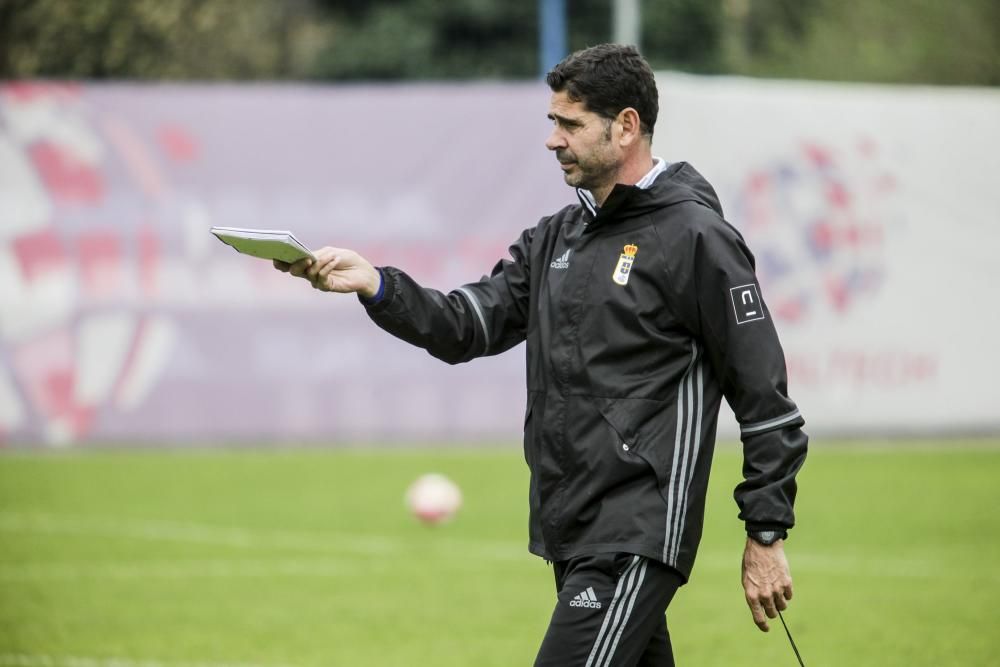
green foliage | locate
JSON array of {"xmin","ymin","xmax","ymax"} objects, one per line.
[
  {"xmin": 1, "ymin": 443, "xmax": 999, "ymax": 665},
  {"xmin": 643, "ymin": 0, "xmax": 725, "ymax": 72},
  {"xmin": 728, "ymin": 0, "xmax": 1000, "ymax": 86},
  {"xmin": 309, "ymin": 0, "xmax": 537, "ymax": 79},
  {"xmin": 0, "ymin": 0, "xmax": 997, "ymax": 84},
  {"xmin": 0, "ymin": 0, "xmax": 317, "ymax": 79}
]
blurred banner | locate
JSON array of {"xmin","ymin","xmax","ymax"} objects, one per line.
[
  {"xmin": 654, "ymin": 74, "xmax": 1000, "ymax": 436},
  {"xmin": 1, "ymin": 77, "xmax": 998, "ymax": 446}
]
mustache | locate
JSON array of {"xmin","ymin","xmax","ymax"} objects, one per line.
[{"xmin": 555, "ymin": 150, "xmax": 576, "ymax": 163}]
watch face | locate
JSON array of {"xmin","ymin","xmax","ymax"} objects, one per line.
[{"xmin": 752, "ymin": 531, "xmax": 781, "ymax": 545}]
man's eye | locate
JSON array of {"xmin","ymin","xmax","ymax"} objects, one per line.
[{"xmin": 550, "ymin": 117, "xmax": 578, "ymax": 130}]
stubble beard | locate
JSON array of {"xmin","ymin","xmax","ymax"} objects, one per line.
[
  {"xmin": 564, "ymin": 161, "xmax": 616, "ymax": 191},
  {"xmin": 558, "ymin": 131, "xmax": 618, "ymax": 192}
]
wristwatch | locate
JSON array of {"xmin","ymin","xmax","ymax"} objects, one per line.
[{"xmin": 748, "ymin": 529, "xmax": 787, "ymax": 546}]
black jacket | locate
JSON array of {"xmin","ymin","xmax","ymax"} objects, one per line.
[{"xmin": 364, "ymin": 162, "xmax": 807, "ymax": 579}]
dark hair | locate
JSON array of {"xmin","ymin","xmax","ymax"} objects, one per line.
[{"xmin": 546, "ymin": 44, "xmax": 659, "ymax": 138}]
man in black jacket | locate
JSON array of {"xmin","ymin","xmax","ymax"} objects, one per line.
[{"xmin": 277, "ymin": 44, "xmax": 807, "ymax": 666}]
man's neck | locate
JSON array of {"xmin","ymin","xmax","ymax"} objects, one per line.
[
  {"xmin": 591, "ymin": 153, "xmax": 655, "ymax": 206},
  {"xmin": 590, "ymin": 152, "xmax": 656, "ymax": 207}
]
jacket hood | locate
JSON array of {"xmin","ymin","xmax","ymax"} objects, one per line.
[{"xmin": 578, "ymin": 161, "xmax": 724, "ymax": 227}]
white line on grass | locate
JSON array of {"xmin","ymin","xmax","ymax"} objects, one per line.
[
  {"xmin": 2, "ymin": 513, "xmax": 993, "ymax": 581},
  {"xmin": 0, "ymin": 654, "xmax": 295, "ymax": 667},
  {"xmin": 0, "ymin": 511, "xmax": 528, "ymax": 562},
  {"xmin": 0, "ymin": 558, "xmax": 351, "ymax": 582},
  {"xmin": 0, "ymin": 512, "xmax": 392, "ymax": 554}
]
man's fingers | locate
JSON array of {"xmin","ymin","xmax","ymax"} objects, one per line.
[
  {"xmin": 275, "ymin": 245, "xmax": 366, "ymax": 294},
  {"xmin": 741, "ymin": 539, "xmax": 792, "ymax": 633},
  {"xmin": 310, "ymin": 256, "xmax": 342, "ymax": 291},
  {"xmin": 761, "ymin": 596, "xmax": 778, "ymax": 619},
  {"xmin": 306, "ymin": 248, "xmax": 338, "ymax": 279},
  {"xmin": 318, "ymin": 255, "xmax": 342, "ymax": 278},
  {"xmin": 747, "ymin": 598, "xmax": 769, "ymax": 632},
  {"xmin": 288, "ymin": 258, "xmax": 314, "ymax": 278}
]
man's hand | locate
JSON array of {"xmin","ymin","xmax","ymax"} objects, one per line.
[
  {"xmin": 741, "ymin": 537, "xmax": 793, "ymax": 632},
  {"xmin": 273, "ymin": 247, "xmax": 380, "ymax": 298}
]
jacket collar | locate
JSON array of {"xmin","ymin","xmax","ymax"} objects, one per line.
[{"xmin": 576, "ymin": 157, "xmax": 670, "ymax": 222}]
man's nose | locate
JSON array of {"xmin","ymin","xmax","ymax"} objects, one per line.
[{"xmin": 545, "ymin": 129, "xmax": 565, "ymax": 151}]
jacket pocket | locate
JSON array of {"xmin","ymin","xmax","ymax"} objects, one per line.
[{"xmin": 594, "ymin": 397, "xmax": 674, "ymax": 507}]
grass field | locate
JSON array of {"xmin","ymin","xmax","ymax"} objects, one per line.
[{"xmin": 1, "ymin": 441, "xmax": 998, "ymax": 666}]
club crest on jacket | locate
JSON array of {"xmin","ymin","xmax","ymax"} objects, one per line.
[{"xmin": 612, "ymin": 244, "xmax": 638, "ymax": 286}]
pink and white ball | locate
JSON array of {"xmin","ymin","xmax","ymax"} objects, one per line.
[{"xmin": 406, "ymin": 473, "xmax": 463, "ymax": 525}]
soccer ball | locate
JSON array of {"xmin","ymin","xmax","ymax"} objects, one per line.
[{"xmin": 406, "ymin": 473, "xmax": 462, "ymax": 525}]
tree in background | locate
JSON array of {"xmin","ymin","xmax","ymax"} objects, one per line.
[
  {"xmin": 724, "ymin": 0, "xmax": 1000, "ymax": 86},
  {"xmin": 0, "ymin": 0, "xmax": 322, "ymax": 79},
  {"xmin": 308, "ymin": 0, "xmax": 537, "ymax": 79},
  {"xmin": 1, "ymin": 0, "xmax": 998, "ymax": 85},
  {"xmin": 643, "ymin": 0, "xmax": 724, "ymax": 73}
]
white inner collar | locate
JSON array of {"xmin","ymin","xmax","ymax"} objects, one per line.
[{"xmin": 578, "ymin": 157, "xmax": 669, "ymax": 214}]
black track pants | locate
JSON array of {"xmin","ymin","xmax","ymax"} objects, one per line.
[{"xmin": 534, "ymin": 553, "xmax": 684, "ymax": 667}]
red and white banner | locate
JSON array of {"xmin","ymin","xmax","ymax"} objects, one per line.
[{"xmin": 0, "ymin": 77, "xmax": 997, "ymax": 445}]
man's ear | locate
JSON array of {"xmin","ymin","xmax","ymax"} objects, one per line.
[{"xmin": 616, "ymin": 107, "xmax": 643, "ymax": 147}]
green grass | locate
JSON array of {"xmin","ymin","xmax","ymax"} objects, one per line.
[{"xmin": 1, "ymin": 441, "xmax": 998, "ymax": 666}]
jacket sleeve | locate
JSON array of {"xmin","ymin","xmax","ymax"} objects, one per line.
[
  {"xmin": 361, "ymin": 226, "xmax": 534, "ymax": 365},
  {"xmin": 669, "ymin": 204, "xmax": 808, "ymax": 534}
]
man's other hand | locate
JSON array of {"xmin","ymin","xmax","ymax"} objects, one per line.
[
  {"xmin": 741, "ymin": 538, "xmax": 793, "ymax": 632},
  {"xmin": 273, "ymin": 247, "xmax": 380, "ymax": 298}
]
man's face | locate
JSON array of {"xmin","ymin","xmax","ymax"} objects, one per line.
[{"xmin": 545, "ymin": 90, "xmax": 620, "ymax": 192}]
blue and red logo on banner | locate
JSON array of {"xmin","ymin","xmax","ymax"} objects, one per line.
[{"xmin": 731, "ymin": 140, "xmax": 899, "ymax": 325}]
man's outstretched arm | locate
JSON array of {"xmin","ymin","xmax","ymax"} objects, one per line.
[{"xmin": 273, "ymin": 228, "xmax": 535, "ymax": 365}]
